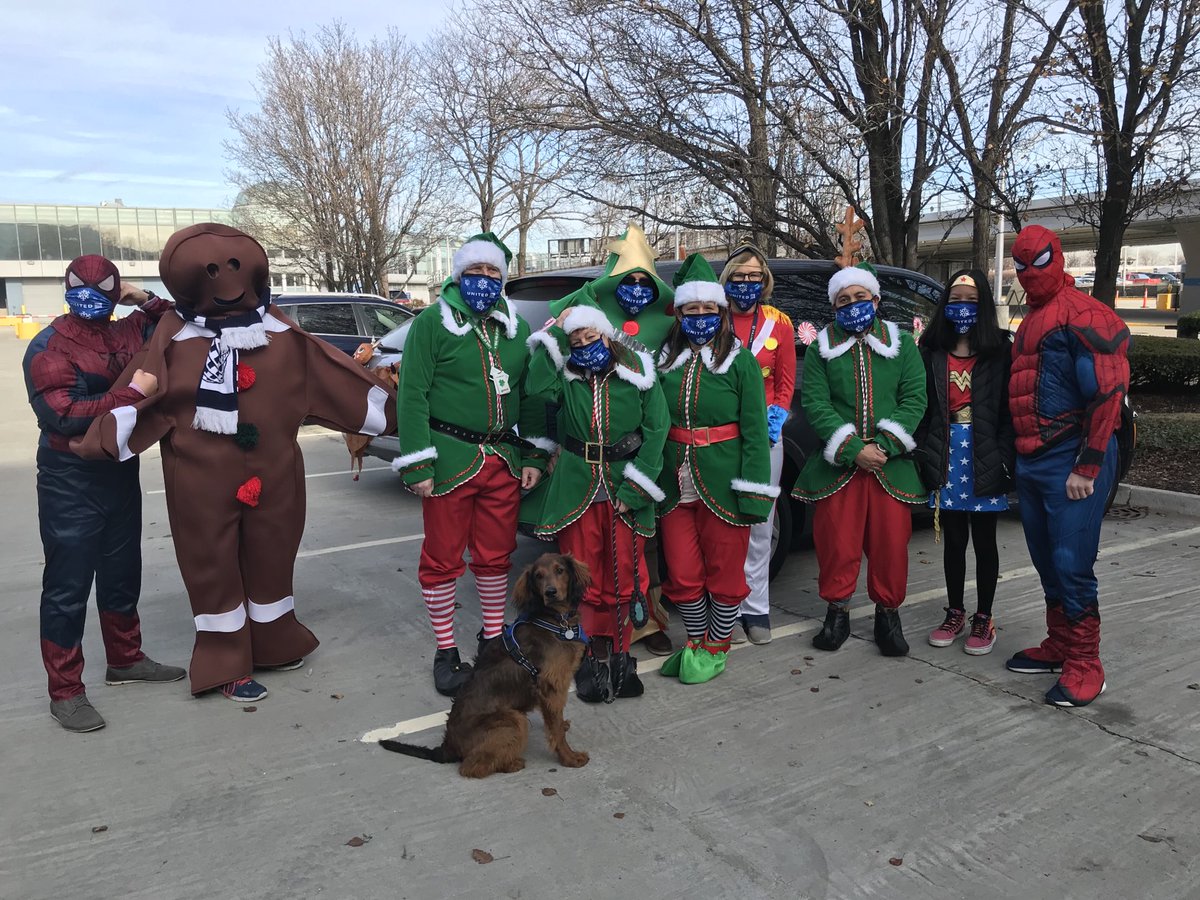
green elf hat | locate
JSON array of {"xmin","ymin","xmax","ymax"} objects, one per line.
[
  {"xmin": 827, "ymin": 260, "xmax": 880, "ymax": 304},
  {"xmin": 671, "ymin": 252, "xmax": 727, "ymax": 309},
  {"xmin": 452, "ymin": 232, "xmax": 513, "ymax": 286}
]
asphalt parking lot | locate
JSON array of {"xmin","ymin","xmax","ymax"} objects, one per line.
[{"xmin": 2, "ymin": 332, "xmax": 1199, "ymax": 900}]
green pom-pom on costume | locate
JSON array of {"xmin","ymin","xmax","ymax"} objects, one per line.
[{"xmin": 234, "ymin": 423, "xmax": 260, "ymax": 450}]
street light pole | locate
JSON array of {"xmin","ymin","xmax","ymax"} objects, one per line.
[{"xmin": 995, "ymin": 213, "xmax": 1005, "ymax": 303}]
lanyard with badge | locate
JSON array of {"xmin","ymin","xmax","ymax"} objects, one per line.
[{"xmin": 470, "ymin": 317, "xmax": 509, "ymax": 424}]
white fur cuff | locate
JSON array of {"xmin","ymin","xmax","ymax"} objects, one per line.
[
  {"xmin": 823, "ymin": 422, "xmax": 857, "ymax": 465},
  {"xmin": 876, "ymin": 417, "xmax": 916, "ymax": 452},
  {"xmin": 391, "ymin": 446, "xmax": 438, "ymax": 472},
  {"xmin": 526, "ymin": 436, "xmax": 559, "ymax": 456},
  {"xmin": 623, "ymin": 462, "xmax": 667, "ymax": 502},
  {"xmin": 527, "ymin": 329, "xmax": 565, "ymax": 371},
  {"xmin": 731, "ymin": 478, "xmax": 781, "ymax": 498}
]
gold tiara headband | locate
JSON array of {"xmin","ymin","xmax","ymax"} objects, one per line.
[{"xmin": 952, "ymin": 274, "xmax": 977, "ymax": 288}]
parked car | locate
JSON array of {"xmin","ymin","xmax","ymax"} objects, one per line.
[
  {"xmin": 361, "ymin": 259, "xmax": 941, "ymax": 579},
  {"xmin": 1074, "ymin": 272, "xmax": 1095, "ymax": 287},
  {"xmin": 271, "ymin": 292, "xmax": 414, "ymax": 354}
]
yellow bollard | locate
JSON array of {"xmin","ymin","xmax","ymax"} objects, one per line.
[{"xmin": 16, "ymin": 318, "xmax": 43, "ymax": 340}]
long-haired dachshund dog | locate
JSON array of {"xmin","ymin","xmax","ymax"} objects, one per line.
[{"xmin": 380, "ymin": 553, "xmax": 592, "ymax": 778}]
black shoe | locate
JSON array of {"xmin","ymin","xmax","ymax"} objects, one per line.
[
  {"xmin": 433, "ymin": 648, "xmax": 473, "ymax": 697},
  {"xmin": 812, "ymin": 606, "xmax": 851, "ymax": 651},
  {"xmin": 614, "ymin": 654, "xmax": 644, "ymax": 698},
  {"xmin": 475, "ymin": 628, "xmax": 499, "ymax": 663},
  {"xmin": 874, "ymin": 606, "xmax": 909, "ymax": 657}
]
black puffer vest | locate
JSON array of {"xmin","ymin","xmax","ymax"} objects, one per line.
[{"xmin": 915, "ymin": 343, "xmax": 1016, "ymax": 498}]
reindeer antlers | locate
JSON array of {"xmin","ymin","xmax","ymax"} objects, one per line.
[{"xmin": 834, "ymin": 206, "xmax": 866, "ymax": 269}]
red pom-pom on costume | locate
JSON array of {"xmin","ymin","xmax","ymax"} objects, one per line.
[
  {"xmin": 622, "ymin": 320, "xmax": 640, "ymax": 336},
  {"xmin": 237, "ymin": 364, "xmax": 256, "ymax": 390},
  {"xmin": 235, "ymin": 476, "xmax": 262, "ymax": 507}
]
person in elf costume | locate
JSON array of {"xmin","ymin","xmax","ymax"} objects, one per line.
[
  {"xmin": 655, "ymin": 253, "xmax": 776, "ymax": 684},
  {"xmin": 793, "ymin": 262, "xmax": 927, "ymax": 657},
  {"xmin": 524, "ymin": 305, "xmax": 668, "ymax": 702},
  {"xmin": 718, "ymin": 245, "xmax": 796, "ymax": 645},
  {"xmin": 393, "ymin": 233, "xmax": 554, "ymax": 696},
  {"xmin": 546, "ymin": 223, "xmax": 677, "ymax": 657},
  {"xmin": 74, "ymin": 224, "xmax": 396, "ymax": 703},
  {"xmin": 1005, "ymin": 225, "xmax": 1129, "ymax": 708},
  {"xmin": 24, "ymin": 255, "xmax": 186, "ymax": 732}
]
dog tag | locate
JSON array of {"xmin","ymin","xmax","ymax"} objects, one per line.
[
  {"xmin": 563, "ymin": 628, "xmax": 575, "ymax": 641},
  {"xmin": 490, "ymin": 366, "xmax": 511, "ymax": 395}
]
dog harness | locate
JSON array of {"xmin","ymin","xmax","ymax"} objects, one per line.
[{"xmin": 501, "ymin": 613, "xmax": 590, "ymax": 681}]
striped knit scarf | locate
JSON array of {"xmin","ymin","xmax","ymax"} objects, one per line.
[{"xmin": 176, "ymin": 305, "xmax": 269, "ymax": 434}]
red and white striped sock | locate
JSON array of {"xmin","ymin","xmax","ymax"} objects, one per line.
[
  {"xmin": 422, "ymin": 582, "xmax": 457, "ymax": 649},
  {"xmin": 475, "ymin": 573, "xmax": 509, "ymax": 639}
]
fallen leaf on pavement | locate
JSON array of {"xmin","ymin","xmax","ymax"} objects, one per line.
[
  {"xmin": 914, "ymin": 679, "xmax": 924, "ymax": 684},
  {"xmin": 864, "ymin": 801, "xmax": 874, "ymax": 807},
  {"xmin": 472, "ymin": 849, "xmax": 494, "ymax": 864},
  {"xmin": 810, "ymin": 687, "xmax": 820, "ymax": 693},
  {"xmin": 1187, "ymin": 683, "xmax": 1199, "ymax": 691},
  {"xmin": 889, "ymin": 857, "xmax": 903, "ymax": 866},
  {"xmin": 92, "ymin": 825, "xmax": 108, "ymax": 834},
  {"xmin": 790, "ymin": 668, "xmax": 804, "ymax": 675},
  {"xmin": 243, "ymin": 706, "xmax": 257, "ymax": 713},
  {"xmin": 331, "ymin": 693, "xmax": 344, "ymax": 700},
  {"xmin": 541, "ymin": 788, "xmax": 558, "ymax": 797},
  {"xmin": 613, "ymin": 813, "xmax": 625, "ymax": 819},
  {"xmin": 346, "ymin": 834, "xmax": 372, "ymax": 847}
]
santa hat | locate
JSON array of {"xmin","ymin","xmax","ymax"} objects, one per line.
[
  {"xmin": 827, "ymin": 261, "xmax": 880, "ymax": 304},
  {"xmin": 452, "ymin": 232, "xmax": 512, "ymax": 286},
  {"xmin": 562, "ymin": 304, "xmax": 615, "ymax": 338},
  {"xmin": 671, "ymin": 253, "xmax": 727, "ymax": 308}
]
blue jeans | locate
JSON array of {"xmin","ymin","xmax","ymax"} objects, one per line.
[{"xmin": 1016, "ymin": 438, "xmax": 1117, "ymax": 621}]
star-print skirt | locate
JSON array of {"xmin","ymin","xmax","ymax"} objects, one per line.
[{"xmin": 928, "ymin": 423, "xmax": 1009, "ymax": 513}]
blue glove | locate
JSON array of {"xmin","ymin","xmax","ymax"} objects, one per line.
[{"xmin": 766, "ymin": 404, "xmax": 788, "ymax": 445}]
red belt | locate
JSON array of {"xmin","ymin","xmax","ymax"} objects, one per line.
[{"xmin": 667, "ymin": 423, "xmax": 740, "ymax": 447}]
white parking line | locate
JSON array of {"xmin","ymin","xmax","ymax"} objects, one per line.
[
  {"xmin": 357, "ymin": 522, "xmax": 1200, "ymax": 744},
  {"xmin": 145, "ymin": 466, "xmax": 391, "ymax": 495},
  {"xmin": 296, "ymin": 533, "xmax": 424, "ymax": 559}
]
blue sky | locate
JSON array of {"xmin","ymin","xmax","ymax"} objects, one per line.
[{"xmin": 0, "ymin": 0, "xmax": 450, "ymax": 209}]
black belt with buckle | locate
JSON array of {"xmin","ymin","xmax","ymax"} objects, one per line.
[
  {"xmin": 563, "ymin": 431, "xmax": 643, "ymax": 465},
  {"xmin": 429, "ymin": 417, "xmax": 533, "ymax": 450}
]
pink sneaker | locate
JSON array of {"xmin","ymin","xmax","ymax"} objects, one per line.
[
  {"xmin": 964, "ymin": 613, "xmax": 996, "ymax": 656},
  {"xmin": 928, "ymin": 607, "xmax": 966, "ymax": 647}
]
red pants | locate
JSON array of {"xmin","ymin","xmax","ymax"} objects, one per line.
[
  {"xmin": 812, "ymin": 470, "xmax": 912, "ymax": 608},
  {"xmin": 557, "ymin": 502, "xmax": 650, "ymax": 645},
  {"xmin": 660, "ymin": 501, "xmax": 750, "ymax": 607},
  {"xmin": 418, "ymin": 454, "xmax": 519, "ymax": 587}
]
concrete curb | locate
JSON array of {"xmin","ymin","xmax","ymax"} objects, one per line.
[{"xmin": 1113, "ymin": 482, "xmax": 1200, "ymax": 518}]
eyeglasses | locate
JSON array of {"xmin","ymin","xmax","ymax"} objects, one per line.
[{"xmin": 728, "ymin": 271, "xmax": 765, "ymax": 283}]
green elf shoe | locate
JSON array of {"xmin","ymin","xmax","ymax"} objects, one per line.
[
  {"xmin": 679, "ymin": 638, "xmax": 731, "ymax": 685},
  {"xmin": 660, "ymin": 640, "xmax": 701, "ymax": 678}
]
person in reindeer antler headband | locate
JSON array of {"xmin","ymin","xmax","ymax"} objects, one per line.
[
  {"xmin": 792, "ymin": 259, "xmax": 928, "ymax": 659},
  {"xmin": 24, "ymin": 255, "xmax": 186, "ymax": 733}
]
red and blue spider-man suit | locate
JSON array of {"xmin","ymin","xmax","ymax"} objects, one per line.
[
  {"xmin": 22, "ymin": 256, "xmax": 178, "ymax": 707},
  {"xmin": 1006, "ymin": 225, "xmax": 1130, "ymax": 708}
]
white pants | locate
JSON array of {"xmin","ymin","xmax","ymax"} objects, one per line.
[{"xmin": 741, "ymin": 440, "xmax": 784, "ymax": 618}]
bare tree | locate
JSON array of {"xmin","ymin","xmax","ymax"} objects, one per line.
[
  {"xmin": 226, "ymin": 23, "xmax": 443, "ymax": 295},
  {"xmin": 1041, "ymin": 0, "xmax": 1200, "ymax": 305}
]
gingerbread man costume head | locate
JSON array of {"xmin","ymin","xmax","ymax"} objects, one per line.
[{"xmin": 159, "ymin": 223, "xmax": 270, "ymax": 317}]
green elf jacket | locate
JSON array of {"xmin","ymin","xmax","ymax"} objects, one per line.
[
  {"xmin": 393, "ymin": 280, "xmax": 552, "ymax": 495},
  {"xmin": 792, "ymin": 318, "xmax": 927, "ymax": 503},
  {"xmin": 655, "ymin": 340, "xmax": 777, "ymax": 525},
  {"xmin": 523, "ymin": 326, "xmax": 669, "ymax": 538}
]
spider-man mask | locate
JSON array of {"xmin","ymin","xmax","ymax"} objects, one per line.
[
  {"xmin": 160, "ymin": 223, "xmax": 270, "ymax": 318},
  {"xmin": 1012, "ymin": 225, "xmax": 1067, "ymax": 307},
  {"xmin": 64, "ymin": 255, "xmax": 121, "ymax": 319}
]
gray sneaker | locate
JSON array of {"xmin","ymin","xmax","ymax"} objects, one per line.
[
  {"xmin": 747, "ymin": 624, "xmax": 772, "ymax": 645},
  {"xmin": 105, "ymin": 656, "xmax": 187, "ymax": 685},
  {"xmin": 50, "ymin": 695, "xmax": 106, "ymax": 733}
]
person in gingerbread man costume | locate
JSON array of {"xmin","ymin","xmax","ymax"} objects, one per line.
[
  {"xmin": 24, "ymin": 255, "xmax": 186, "ymax": 732},
  {"xmin": 75, "ymin": 223, "xmax": 395, "ymax": 703},
  {"xmin": 1005, "ymin": 224, "xmax": 1130, "ymax": 708}
]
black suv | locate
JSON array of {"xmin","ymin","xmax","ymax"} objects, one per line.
[{"xmin": 505, "ymin": 259, "xmax": 943, "ymax": 577}]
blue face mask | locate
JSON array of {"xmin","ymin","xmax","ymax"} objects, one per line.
[
  {"xmin": 724, "ymin": 280, "xmax": 764, "ymax": 312},
  {"xmin": 568, "ymin": 338, "xmax": 612, "ymax": 372},
  {"xmin": 680, "ymin": 312, "xmax": 722, "ymax": 346},
  {"xmin": 615, "ymin": 281, "xmax": 656, "ymax": 316},
  {"xmin": 65, "ymin": 286, "xmax": 115, "ymax": 320},
  {"xmin": 835, "ymin": 299, "xmax": 876, "ymax": 334},
  {"xmin": 459, "ymin": 274, "xmax": 503, "ymax": 313},
  {"xmin": 943, "ymin": 302, "xmax": 978, "ymax": 334}
]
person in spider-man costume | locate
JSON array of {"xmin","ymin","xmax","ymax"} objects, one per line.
[
  {"xmin": 22, "ymin": 255, "xmax": 186, "ymax": 733},
  {"xmin": 1005, "ymin": 225, "xmax": 1130, "ymax": 707}
]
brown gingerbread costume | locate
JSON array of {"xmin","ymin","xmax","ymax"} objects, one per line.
[{"xmin": 75, "ymin": 224, "xmax": 395, "ymax": 695}]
